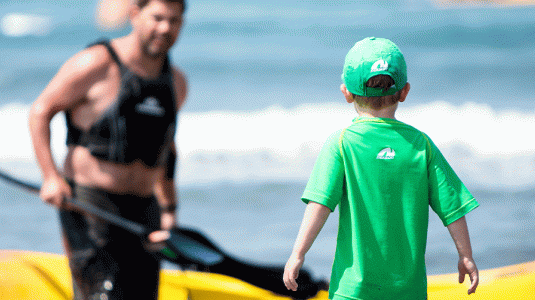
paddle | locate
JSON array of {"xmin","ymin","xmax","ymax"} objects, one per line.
[
  {"xmin": 0, "ymin": 169, "xmax": 223, "ymax": 267},
  {"xmin": 0, "ymin": 169, "xmax": 327, "ymax": 299}
]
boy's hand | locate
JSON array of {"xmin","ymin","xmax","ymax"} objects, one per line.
[
  {"xmin": 283, "ymin": 202, "xmax": 331, "ymax": 292},
  {"xmin": 283, "ymin": 254, "xmax": 304, "ymax": 291},
  {"xmin": 446, "ymin": 217, "xmax": 478, "ymax": 294},
  {"xmin": 458, "ymin": 256, "xmax": 479, "ymax": 294}
]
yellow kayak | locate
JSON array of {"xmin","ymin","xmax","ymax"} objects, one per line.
[{"xmin": 1, "ymin": 250, "xmax": 534, "ymax": 300}]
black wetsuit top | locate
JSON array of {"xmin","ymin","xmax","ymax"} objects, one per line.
[{"xmin": 66, "ymin": 40, "xmax": 177, "ymax": 167}]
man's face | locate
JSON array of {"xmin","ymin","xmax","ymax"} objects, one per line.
[{"xmin": 134, "ymin": 0, "xmax": 183, "ymax": 58}]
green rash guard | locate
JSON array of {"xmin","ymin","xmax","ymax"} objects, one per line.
[{"xmin": 302, "ymin": 116, "xmax": 479, "ymax": 300}]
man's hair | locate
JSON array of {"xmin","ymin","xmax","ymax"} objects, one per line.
[
  {"xmin": 352, "ymin": 75, "xmax": 401, "ymax": 110},
  {"xmin": 136, "ymin": 0, "xmax": 187, "ymax": 12}
]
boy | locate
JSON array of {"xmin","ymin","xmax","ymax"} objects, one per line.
[{"xmin": 283, "ymin": 37, "xmax": 479, "ymax": 300}]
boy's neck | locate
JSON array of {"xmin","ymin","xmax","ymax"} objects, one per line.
[{"xmin": 355, "ymin": 103, "xmax": 398, "ymax": 120}]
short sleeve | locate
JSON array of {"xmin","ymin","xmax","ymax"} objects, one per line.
[
  {"xmin": 301, "ymin": 129, "xmax": 346, "ymax": 211},
  {"xmin": 426, "ymin": 135, "xmax": 479, "ymax": 226}
]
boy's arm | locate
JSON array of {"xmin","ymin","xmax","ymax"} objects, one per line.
[
  {"xmin": 283, "ymin": 201, "xmax": 331, "ymax": 291},
  {"xmin": 447, "ymin": 216, "xmax": 479, "ymax": 295}
]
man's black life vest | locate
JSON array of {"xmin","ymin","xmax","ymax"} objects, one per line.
[{"xmin": 65, "ymin": 39, "xmax": 177, "ymax": 167}]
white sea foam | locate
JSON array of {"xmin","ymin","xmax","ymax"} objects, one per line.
[
  {"xmin": 0, "ymin": 102, "xmax": 533, "ymax": 191},
  {"xmin": 1, "ymin": 14, "xmax": 53, "ymax": 37}
]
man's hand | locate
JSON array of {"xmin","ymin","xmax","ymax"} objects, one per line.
[
  {"xmin": 146, "ymin": 230, "xmax": 171, "ymax": 253},
  {"xmin": 144, "ymin": 211, "xmax": 176, "ymax": 252},
  {"xmin": 40, "ymin": 176, "xmax": 72, "ymax": 209}
]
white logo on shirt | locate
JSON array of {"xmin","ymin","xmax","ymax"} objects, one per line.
[
  {"xmin": 371, "ymin": 60, "xmax": 388, "ymax": 72},
  {"xmin": 135, "ymin": 97, "xmax": 165, "ymax": 117},
  {"xmin": 377, "ymin": 148, "xmax": 395, "ymax": 160}
]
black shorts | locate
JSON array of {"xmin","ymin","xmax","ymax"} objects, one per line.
[{"xmin": 59, "ymin": 182, "xmax": 162, "ymax": 300}]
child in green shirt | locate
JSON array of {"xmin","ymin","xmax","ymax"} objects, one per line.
[{"xmin": 283, "ymin": 37, "xmax": 479, "ymax": 300}]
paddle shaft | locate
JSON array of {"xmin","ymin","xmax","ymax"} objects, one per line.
[
  {"xmin": 0, "ymin": 169, "xmax": 225, "ymax": 266},
  {"xmin": 0, "ymin": 169, "xmax": 40, "ymax": 193},
  {"xmin": 68, "ymin": 197, "xmax": 147, "ymax": 236},
  {"xmin": 0, "ymin": 169, "xmax": 147, "ymax": 235}
]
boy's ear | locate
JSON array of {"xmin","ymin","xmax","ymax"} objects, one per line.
[
  {"xmin": 340, "ymin": 84, "xmax": 354, "ymax": 103},
  {"xmin": 398, "ymin": 82, "xmax": 411, "ymax": 103}
]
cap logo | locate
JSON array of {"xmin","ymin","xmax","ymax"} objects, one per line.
[{"xmin": 371, "ymin": 60, "xmax": 388, "ymax": 72}]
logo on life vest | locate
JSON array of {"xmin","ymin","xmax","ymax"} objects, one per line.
[
  {"xmin": 377, "ymin": 148, "xmax": 395, "ymax": 160},
  {"xmin": 371, "ymin": 60, "xmax": 388, "ymax": 72},
  {"xmin": 136, "ymin": 97, "xmax": 165, "ymax": 117}
]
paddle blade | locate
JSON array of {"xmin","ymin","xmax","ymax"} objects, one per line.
[{"xmin": 162, "ymin": 229, "xmax": 224, "ymax": 266}]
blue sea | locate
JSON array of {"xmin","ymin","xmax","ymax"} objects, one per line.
[{"xmin": 0, "ymin": 0, "xmax": 534, "ymax": 283}]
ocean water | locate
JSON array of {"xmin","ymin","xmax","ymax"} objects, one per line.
[{"xmin": 1, "ymin": 0, "xmax": 534, "ymax": 282}]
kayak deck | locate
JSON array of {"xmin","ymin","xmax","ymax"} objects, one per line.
[
  {"xmin": 0, "ymin": 250, "xmax": 324, "ymax": 300},
  {"xmin": 1, "ymin": 250, "xmax": 534, "ymax": 299}
]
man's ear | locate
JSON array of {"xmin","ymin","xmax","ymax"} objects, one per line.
[
  {"xmin": 340, "ymin": 84, "xmax": 354, "ymax": 103},
  {"xmin": 398, "ymin": 82, "xmax": 411, "ymax": 103}
]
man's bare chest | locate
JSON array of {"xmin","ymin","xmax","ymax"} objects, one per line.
[{"xmin": 72, "ymin": 70, "xmax": 121, "ymax": 130}]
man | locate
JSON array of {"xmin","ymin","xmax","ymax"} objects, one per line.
[{"xmin": 28, "ymin": 0, "xmax": 187, "ymax": 299}]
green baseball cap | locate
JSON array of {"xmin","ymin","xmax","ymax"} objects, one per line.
[{"xmin": 341, "ymin": 37, "xmax": 407, "ymax": 97}]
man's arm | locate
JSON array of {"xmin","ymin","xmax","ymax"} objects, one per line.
[
  {"xmin": 28, "ymin": 47, "xmax": 109, "ymax": 207},
  {"xmin": 152, "ymin": 67, "xmax": 187, "ymax": 230},
  {"xmin": 284, "ymin": 201, "xmax": 331, "ymax": 291},
  {"xmin": 447, "ymin": 216, "xmax": 479, "ymax": 295},
  {"xmin": 153, "ymin": 143, "xmax": 178, "ymax": 230},
  {"xmin": 172, "ymin": 67, "xmax": 188, "ymax": 111}
]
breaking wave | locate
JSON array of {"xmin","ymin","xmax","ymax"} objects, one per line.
[{"xmin": 1, "ymin": 102, "xmax": 533, "ymax": 191}]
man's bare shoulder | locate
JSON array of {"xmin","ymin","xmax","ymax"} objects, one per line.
[
  {"xmin": 171, "ymin": 66, "xmax": 188, "ymax": 110},
  {"xmin": 60, "ymin": 44, "xmax": 115, "ymax": 80},
  {"xmin": 31, "ymin": 44, "xmax": 117, "ymax": 113}
]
